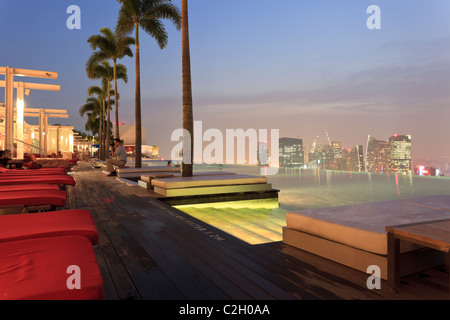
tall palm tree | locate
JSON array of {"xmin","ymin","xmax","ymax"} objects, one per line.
[
  {"xmin": 116, "ymin": 0, "xmax": 181, "ymax": 168},
  {"xmin": 87, "ymin": 61, "xmax": 128, "ymax": 157},
  {"xmin": 87, "ymin": 83, "xmax": 116, "ymax": 159},
  {"xmin": 182, "ymin": 0, "xmax": 193, "ymax": 177},
  {"xmin": 81, "ymin": 83, "xmax": 116, "ymax": 160},
  {"xmin": 80, "ymin": 96, "xmax": 102, "ymax": 138},
  {"xmin": 87, "ymin": 27, "xmax": 134, "ymax": 140}
]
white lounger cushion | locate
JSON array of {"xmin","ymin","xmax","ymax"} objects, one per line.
[
  {"xmin": 152, "ymin": 174, "xmax": 267, "ymax": 189},
  {"xmin": 116, "ymin": 166, "xmax": 181, "ymax": 174},
  {"xmin": 286, "ymin": 212, "xmax": 387, "ymax": 255},
  {"xmin": 285, "ymin": 196, "xmax": 450, "ymax": 255}
]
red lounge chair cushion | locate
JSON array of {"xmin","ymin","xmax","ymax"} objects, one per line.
[
  {"xmin": 0, "ymin": 210, "xmax": 99, "ymax": 245},
  {"xmin": 0, "ymin": 175, "xmax": 76, "ymax": 186},
  {"xmin": 0, "ymin": 236, "xmax": 104, "ymax": 300},
  {"xmin": 0, "ymin": 184, "xmax": 60, "ymax": 192},
  {"xmin": 0, "ymin": 190, "xmax": 67, "ymax": 207},
  {"xmin": 0, "ymin": 166, "xmax": 66, "ymax": 172},
  {"xmin": 0, "ymin": 170, "xmax": 68, "ymax": 176}
]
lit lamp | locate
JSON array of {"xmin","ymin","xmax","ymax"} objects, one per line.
[
  {"xmin": 69, "ymin": 134, "xmax": 74, "ymax": 152},
  {"xmin": 16, "ymin": 82, "xmax": 25, "ymax": 159}
]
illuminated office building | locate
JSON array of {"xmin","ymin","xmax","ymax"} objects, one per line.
[
  {"xmin": 348, "ymin": 145, "xmax": 364, "ymax": 172},
  {"xmin": 330, "ymin": 141, "xmax": 344, "ymax": 170},
  {"xmin": 366, "ymin": 136, "xmax": 390, "ymax": 173},
  {"xmin": 279, "ymin": 137, "xmax": 304, "ymax": 167},
  {"xmin": 389, "ymin": 134, "xmax": 412, "ymax": 174}
]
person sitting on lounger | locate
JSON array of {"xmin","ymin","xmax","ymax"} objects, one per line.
[
  {"xmin": 106, "ymin": 139, "xmax": 127, "ymax": 176},
  {"xmin": 22, "ymin": 154, "xmax": 42, "ymax": 169},
  {"xmin": 0, "ymin": 150, "xmax": 13, "ymax": 168}
]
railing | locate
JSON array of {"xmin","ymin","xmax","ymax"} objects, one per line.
[{"xmin": 0, "ymin": 132, "xmax": 40, "ymax": 154}]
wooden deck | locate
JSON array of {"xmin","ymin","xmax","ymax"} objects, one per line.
[{"xmin": 65, "ymin": 162, "xmax": 450, "ymax": 300}]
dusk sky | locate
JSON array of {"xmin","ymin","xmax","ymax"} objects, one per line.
[{"xmin": 1, "ymin": 0, "xmax": 450, "ymax": 161}]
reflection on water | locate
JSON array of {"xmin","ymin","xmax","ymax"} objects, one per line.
[
  {"xmin": 176, "ymin": 165, "xmax": 450, "ymax": 245},
  {"xmin": 175, "ymin": 198, "xmax": 285, "ymax": 245},
  {"xmin": 269, "ymin": 168, "xmax": 448, "ymax": 211}
]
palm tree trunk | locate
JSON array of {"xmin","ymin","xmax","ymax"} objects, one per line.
[
  {"xmin": 106, "ymin": 81, "xmax": 111, "ymax": 159},
  {"xmin": 182, "ymin": 0, "xmax": 194, "ymax": 177},
  {"xmin": 113, "ymin": 59, "xmax": 120, "ymax": 140},
  {"xmin": 101, "ymin": 99, "xmax": 105, "ymax": 160},
  {"xmin": 98, "ymin": 124, "xmax": 102, "ymax": 160},
  {"xmin": 135, "ymin": 21, "xmax": 142, "ymax": 168}
]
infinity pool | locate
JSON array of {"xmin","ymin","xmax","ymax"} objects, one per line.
[{"xmin": 175, "ymin": 166, "xmax": 450, "ymax": 244}]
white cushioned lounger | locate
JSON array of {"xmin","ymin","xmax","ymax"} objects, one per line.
[
  {"xmin": 152, "ymin": 174, "xmax": 272, "ymax": 197},
  {"xmin": 139, "ymin": 171, "xmax": 235, "ymax": 185},
  {"xmin": 283, "ymin": 195, "xmax": 450, "ymax": 279},
  {"xmin": 116, "ymin": 166, "xmax": 181, "ymax": 178},
  {"xmin": 152, "ymin": 174, "xmax": 266, "ymax": 189}
]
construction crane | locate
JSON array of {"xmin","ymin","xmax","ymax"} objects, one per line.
[
  {"xmin": 309, "ymin": 135, "xmax": 319, "ymax": 154},
  {"xmin": 325, "ymin": 132, "xmax": 332, "ymax": 146}
]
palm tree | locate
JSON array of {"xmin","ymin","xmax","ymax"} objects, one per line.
[
  {"xmin": 87, "ymin": 27, "xmax": 134, "ymax": 140},
  {"xmin": 182, "ymin": 0, "xmax": 193, "ymax": 177},
  {"xmin": 80, "ymin": 96, "xmax": 102, "ymax": 138},
  {"xmin": 86, "ymin": 61, "xmax": 128, "ymax": 157},
  {"xmin": 80, "ymin": 83, "xmax": 116, "ymax": 160},
  {"xmin": 88, "ymin": 83, "xmax": 116, "ymax": 159},
  {"xmin": 116, "ymin": 0, "xmax": 181, "ymax": 168}
]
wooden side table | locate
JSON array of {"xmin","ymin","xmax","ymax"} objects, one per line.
[{"xmin": 386, "ymin": 219, "xmax": 450, "ymax": 296}]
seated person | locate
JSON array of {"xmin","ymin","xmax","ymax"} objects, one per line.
[
  {"xmin": 22, "ymin": 154, "xmax": 42, "ymax": 169},
  {"xmin": 106, "ymin": 139, "xmax": 127, "ymax": 176},
  {"xmin": 0, "ymin": 149, "xmax": 12, "ymax": 168}
]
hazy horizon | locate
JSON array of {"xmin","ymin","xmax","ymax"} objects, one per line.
[{"xmin": 1, "ymin": 0, "xmax": 450, "ymax": 161}]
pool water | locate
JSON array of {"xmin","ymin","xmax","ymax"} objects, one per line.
[{"xmin": 175, "ymin": 166, "xmax": 450, "ymax": 245}]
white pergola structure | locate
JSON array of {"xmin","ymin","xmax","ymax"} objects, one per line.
[
  {"xmin": 24, "ymin": 109, "xmax": 70, "ymax": 156},
  {"xmin": 0, "ymin": 67, "xmax": 60, "ymax": 158},
  {"xmin": 73, "ymin": 133, "xmax": 93, "ymax": 158}
]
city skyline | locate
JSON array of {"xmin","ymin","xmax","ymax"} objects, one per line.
[
  {"xmin": 280, "ymin": 132, "xmax": 413, "ymax": 173},
  {"xmin": 1, "ymin": 1, "xmax": 450, "ymax": 161}
]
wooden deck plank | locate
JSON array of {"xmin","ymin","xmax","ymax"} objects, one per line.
[
  {"xmin": 105, "ymin": 195, "xmax": 232, "ymax": 300},
  {"xmin": 99, "ymin": 193, "xmax": 207, "ymax": 300},
  {"xmin": 81, "ymin": 172, "xmax": 175, "ymax": 300},
  {"xmin": 99, "ymin": 179, "xmax": 255, "ymax": 300},
  {"xmin": 115, "ymin": 193, "xmax": 301, "ymax": 300},
  {"xmin": 66, "ymin": 162, "xmax": 449, "ymax": 300},
  {"xmin": 72, "ymin": 173, "xmax": 145, "ymax": 300}
]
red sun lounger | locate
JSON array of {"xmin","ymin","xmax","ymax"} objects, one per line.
[
  {"xmin": 0, "ymin": 184, "xmax": 60, "ymax": 192},
  {"xmin": 0, "ymin": 210, "xmax": 99, "ymax": 245},
  {"xmin": 0, "ymin": 168, "xmax": 68, "ymax": 176},
  {"xmin": 0, "ymin": 190, "xmax": 67, "ymax": 208},
  {"xmin": 0, "ymin": 166, "xmax": 67, "ymax": 172},
  {"xmin": 0, "ymin": 172, "xmax": 69, "ymax": 179},
  {"xmin": 0, "ymin": 175, "xmax": 76, "ymax": 186},
  {"xmin": 0, "ymin": 236, "xmax": 104, "ymax": 300}
]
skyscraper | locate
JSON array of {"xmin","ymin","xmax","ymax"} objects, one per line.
[
  {"xmin": 348, "ymin": 145, "xmax": 364, "ymax": 172},
  {"xmin": 366, "ymin": 136, "xmax": 391, "ymax": 173},
  {"xmin": 389, "ymin": 134, "xmax": 412, "ymax": 174},
  {"xmin": 279, "ymin": 137, "xmax": 304, "ymax": 167},
  {"xmin": 330, "ymin": 141, "xmax": 344, "ymax": 170}
]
